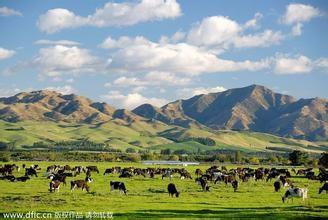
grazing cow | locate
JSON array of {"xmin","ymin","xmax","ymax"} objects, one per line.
[
  {"xmin": 0, "ymin": 164, "xmax": 19, "ymax": 175},
  {"xmin": 119, "ymin": 171, "xmax": 133, "ymax": 178},
  {"xmin": 14, "ymin": 176, "xmax": 30, "ymax": 182},
  {"xmin": 232, "ymin": 180, "xmax": 238, "ymax": 192},
  {"xmin": 110, "ymin": 181, "xmax": 127, "ymax": 195},
  {"xmin": 104, "ymin": 168, "xmax": 114, "ymax": 175},
  {"xmin": 282, "ymin": 187, "xmax": 308, "ymax": 203},
  {"xmin": 49, "ymin": 180, "xmax": 61, "ymax": 192},
  {"xmin": 167, "ymin": 183, "xmax": 179, "ymax": 197},
  {"xmin": 70, "ymin": 177, "xmax": 92, "ymax": 192},
  {"xmin": 180, "ymin": 171, "xmax": 192, "ymax": 180},
  {"xmin": 319, "ymin": 183, "xmax": 328, "ymax": 194},
  {"xmin": 25, "ymin": 168, "xmax": 37, "ymax": 177},
  {"xmin": 195, "ymin": 178, "xmax": 210, "ymax": 191},
  {"xmin": 162, "ymin": 170, "xmax": 173, "ymax": 180},
  {"xmin": 224, "ymin": 175, "xmax": 235, "ymax": 185},
  {"xmin": 195, "ymin": 169, "xmax": 203, "ymax": 177},
  {"xmin": 274, "ymin": 181, "xmax": 281, "ymax": 192},
  {"xmin": 49, "ymin": 174, "xmax": 67, "ymax": 185},
  {"xmin": 86, "ymin": 166, "xmax": 99, "ymax": 174}
]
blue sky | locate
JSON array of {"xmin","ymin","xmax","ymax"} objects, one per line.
[{"xmin": 0, "ymin": 0, "xmax": 327, "ymax": 109}]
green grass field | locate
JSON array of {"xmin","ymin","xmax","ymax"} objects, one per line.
[{"xmin": 0, "ymin": 161, "xmax": 327, "ymax": 219}]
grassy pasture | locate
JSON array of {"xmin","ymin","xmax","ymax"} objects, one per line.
[{"xmin": 0, "ymin": 161, "xmax": 327, "ymax": 219}]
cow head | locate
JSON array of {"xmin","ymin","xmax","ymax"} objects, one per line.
[
  {"xmin": 86, "ymin": 177, "xmax": 93, "ymax": 183},
  {"xmin": 175, "ymin": 192, "xmax": 180, "ymax": 198}
]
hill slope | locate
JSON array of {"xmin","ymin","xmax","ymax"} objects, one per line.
[{"xmin": 133, "ymin": 85, "xmax": 328, "ymax": 140}]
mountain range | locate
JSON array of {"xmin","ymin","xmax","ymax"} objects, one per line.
[{"xmin": 0, "ymin": 84, "xmax": 327, "ymax": 141}]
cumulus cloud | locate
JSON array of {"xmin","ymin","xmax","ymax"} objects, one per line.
[
  {"xmin": 101, "ymin": 90, "xmax": 168, "ymax": 109},
  {"xmin": 274, "ymin": 55, "xmax": 312, "ymax": 74},
  {"xmin": 0, "ymin": 47, "xmax": 15, "ymax": 60},
  {"xmin": 233, "ymin": 30, "xmax": 284, "ymax": 48},
  {"xmin": 179, "ymin": 86, "xmax": 226, "ymax": 98},
  {"xmin": 281, "ymin": 3, "xmax": 321, "ymax": 25},
  {"xmin": 37, "ymin": 0, "xmax": 181, "ymax": 33},
  {"xmin": 44, "ymin": 85, "xmax": 77, "ymax": 95},
  {"xmin": 34, "ymin": 39, "xmax": 80, "ymax": 46},
  {"xmin": 187, "ymin": 16, "xmax": 241, "ymax": 49},
  {"xmin": 281, "ymin": 3, "xmax": 322, "ymax": 36},
  {"xmin": 0, "ymin": 7, "xmax": 22, "ymax": 17},
  {"xmin": 291, "ymin": 23, "xmax": 303, "ymax": 36},
  {"xmin": 31, "ymin": 45, "xmax": 102, "ymax": 77},
  {"xmin": 244, "ymin": 12, "xmax": 263, "ymax": 29},
  {"xmin": 111, "ymin": 72, "xmax": 192, "ymax": 88},
  {"xmin": 315, "ymin": 58, "xmax": 328, "ymax": 72},
  {"xmin": 186, "ymin": 15, "xmax": 283, "ymax": 52},
  {"xmin": 102, "ymin": 36, "xmax": 270, "ymax": 75}
]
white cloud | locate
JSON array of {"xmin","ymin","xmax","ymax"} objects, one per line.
[
  {"xmin": 186, "ymin": 15, "xmax": 283, "ymax": 52},
  {"xmin": 0, "ymin": 47, "xmax": 15, "ymax": 60},
  {"xmin": 244, "ymin": 12, "xmax": 263, "ymax": 29},
  {"xmin": 44, "ymin": 85, "xmax": 77, "ymax": 95},
  {"xmin": 113, "ymin": 76, "xmax": 145, "ymax": 86},
  {"xmin": 103, "ymin": 36, "xmax": 270, "ymax": 75},
  {"xmin": 281, "ymin": 3, "xmax": 321, "ymax": 25},
  {"xmin": 315, "ymin": 58, "xmax": 328, "ymax": 72},
  {"xmin": 145, "ymin": 71, "xmax": 191, "ymax": 85},
  {"xmin": 111, "ymin": 72, "xmax": 192, "ymax": 89},
  {"xmin": 187, "ymin": 16, "xmax": 241, "ymax": 49},
  {"xmin": 281, "ymin": 3, "xmax": 322, "ymax": 36},
  {"xmin": 37, "ymin": 0, "xmax": 181, "ymax": 34},
  {"xmin": 274, "ymin": 55, "xmax": 312, "ymax": 74},
  {"xmin": 0, "ymin": 7, "xmax": 22, "ymax": 17},
  {"xmin": 34, "ymin": 39, "xmax": 80, "ymax": 46},
  {"xmin": 179, "ymin": 86, "xmax": 226, "ymax": 98},
  {"xmin": 101, "ymin": 91, "xmax": 168, "ymax": 109},
  {"xmin": 233, "ymin": 30, "xmax": 284, "ymax": 48},
  {"xmin": 291, "ymin": 23, "xmax": 303, "ymax": 36},
  {"xmin": 31, "ymin": 45, "xmax": 102, "ymax": 77}
]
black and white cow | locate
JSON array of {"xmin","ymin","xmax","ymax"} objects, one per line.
[
  {"xmin": 110, "ymin": 181, "xmax": 127, "ymax": 195},
  {"xmin": 319, "ymin": 182, "xmax": 328, "ymax": 194},
  {"xmin": 195, "ymin": 178, "xmax": 210, "ymax": 191},
  {"xmin": 282, "ymin": 187, "xmax": 308, "ymax": 203}
]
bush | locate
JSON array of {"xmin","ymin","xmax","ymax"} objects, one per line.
[
  {"xmin": 289, "ymin": 150, "xmax": 308, "ymax": 165},
  {"xmin": 160, "ymin": 149, "xmax": 172, "ymax": 155},
  {"xmin": 169, "ymin": 155, "xmax": 180, "ymax": 161},
  {"xmin": 319, "ymin": 152, "xmax": 328, "ymax": 168},
  {"xmin": 249, "ymin": 157, "xmax": 260, "ymax": 165},
  {"xmin": 126, "ymin": 148, "xmax": 136, "ymax": 153},
  {"xmin": 0, "ymin": 152, "xmax": 11, "ymax": 162}
]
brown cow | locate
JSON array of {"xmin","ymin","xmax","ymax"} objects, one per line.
[{"xmin": 70, "ymin": 177, "xmax": 92, "ymax": 192}]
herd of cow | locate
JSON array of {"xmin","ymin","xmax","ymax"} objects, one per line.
[{"xmin": 0, "ymin": 163, "xmax": 327, "ymax": 203}]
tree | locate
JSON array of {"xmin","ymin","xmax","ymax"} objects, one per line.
[
  {"xmin": 234, "ymin": 151, "xmax": 242, "ymax": 163},
  {"xmin": 249, "ymin": 157, "xmax": 260, "ymax": 165},
  {"xmin": 169, "ymin": 155, "xmax": 179, "ymax": 161},
  {"xmin": 289, "ymin": 150, "xmax": 308, "ymax": 165},
  {"xmin": 126, "ymin": 148, "xmax": 136, "ymax": 153},
  {"xmin": 268, "ymin": 156, "xmax": 279, "ymax": 164},
  {"xmin": 160, "ymin": 148, "xmax": 172, "ymax": 155},
  {"xmin": 319, "ymin": 152, "xmax": 328, "ymax": 168}
]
